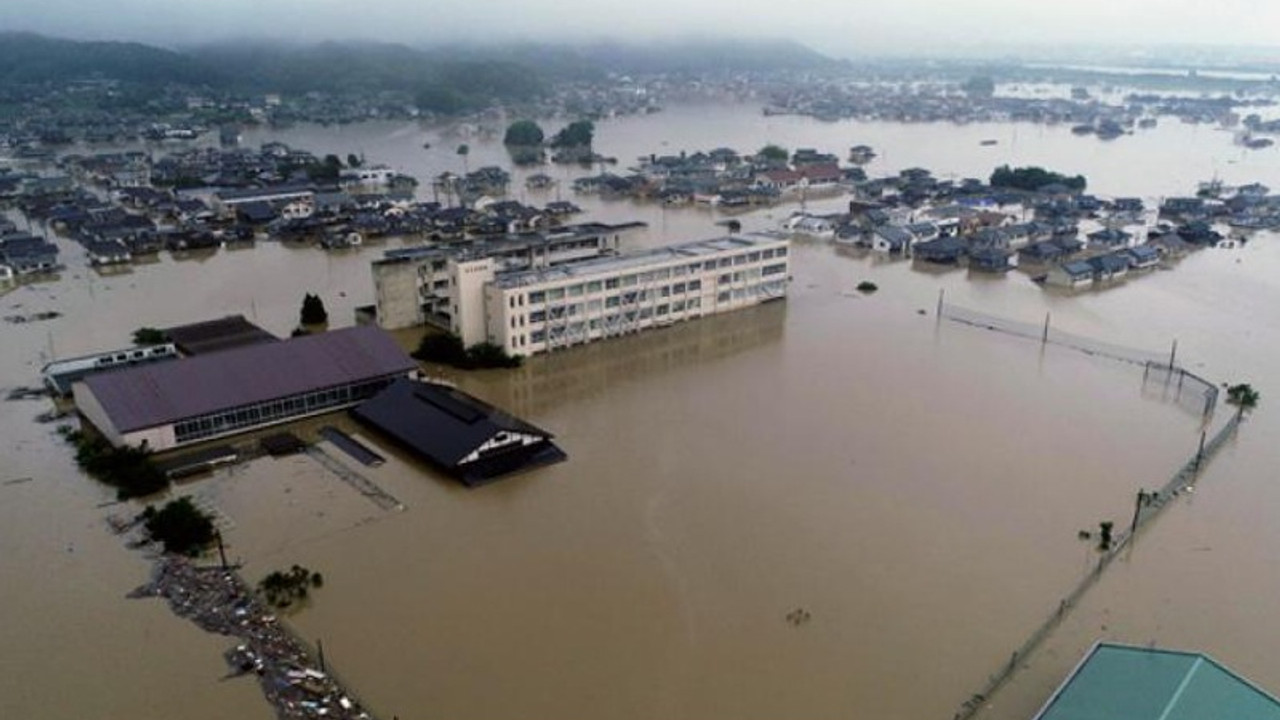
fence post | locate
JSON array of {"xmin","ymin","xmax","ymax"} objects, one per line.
[
  {"xmin": 1042, "ymin": 312, "xmax": 1051, "ymax": 345},
  {"xmin": 1168, "ymin": 339, "xmax": 1178, "ymax": 369},
  {"xmin": 936, "ymin": 288, "xmax": 945, "ymax": 319}
]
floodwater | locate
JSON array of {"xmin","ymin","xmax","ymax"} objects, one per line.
[{"xmin": 3, "ymin": 101, "xmax": 1280, "ymax": 720}]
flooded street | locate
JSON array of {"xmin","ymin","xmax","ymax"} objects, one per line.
[{"xmin": 3, "ymin": 102, "xmax": 1279, "ymax": 719}]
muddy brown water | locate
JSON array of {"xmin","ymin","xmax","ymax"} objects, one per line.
[{"xmin": 2, "ymin": 102, "xmax": 1279, "ymax": 719}]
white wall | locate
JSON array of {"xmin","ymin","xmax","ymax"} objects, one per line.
[{"xmin": 448, "ymin": 257, "xmax": 496, "ymax": 347}]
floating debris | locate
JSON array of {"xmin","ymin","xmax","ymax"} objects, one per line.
[
  {"xmin": 785, "ymin": 607, "xmax": 813, "ymax": 626},
  {"xmin": 133, "ymin": 556, "xmax": 376, "ymax": 719},
  {"xmin": 3, "ymin": 310, "xmax": 62, "ymax": 324}
]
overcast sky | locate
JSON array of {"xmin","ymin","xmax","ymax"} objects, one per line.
[{"xmin": 4, "ymin": 0, "xmax": 1280, "ymax": 58}]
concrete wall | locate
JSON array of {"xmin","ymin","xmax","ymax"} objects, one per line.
[
  {"xmin": 448, "ymin": 257, "xmax": 495, "ymax": 347},
  {"xmin": 72, "ymin": 382, "xmax": 124, "ymax": 447},
  {"xmin": 372, "ymin": 260, "xmax": 422, "ymax": 330}
]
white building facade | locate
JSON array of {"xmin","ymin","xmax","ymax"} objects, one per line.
[
  {"xmin": 483, "ymin": 234, "xmax": 790, "ymax": 356},
  {"xmin": 371, "ymin": 223, "xmax": 644, "ymax": 331}
]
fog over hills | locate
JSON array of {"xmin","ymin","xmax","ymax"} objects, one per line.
[{"xmin": 4, "ymin": 0, "xmax": 1280, "ymax": 60}]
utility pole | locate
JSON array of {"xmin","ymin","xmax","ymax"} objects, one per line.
[
  {"xmin": 1042, "ymin": 312, "xmax": 1051, "ymax": 345},
  {"xmin": 317, "ymin": 638, "xmax": 326, "ymax": 672},
  {"xmin": 1168, "ymin": 339, "xmax": 1178, "ymax": 369},
  {"xmin": 215, "ymin": 530, "xmax": 228, "ymax": 570},
  {"xmin": 1194, "ymin": 430, "xmax": 1207, "ymax": 471},
  {"xmin": 1130, "ymin": 490, "xmax": 1148, "ymax": 535}
]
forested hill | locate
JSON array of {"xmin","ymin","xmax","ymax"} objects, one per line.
[
  {"xmin": 0, "ymin": 32, "xmax": 217, "ymax": 86},
  {"xmin": 0, "ymin": 33, "xmax": 837, "ymax": 112}
]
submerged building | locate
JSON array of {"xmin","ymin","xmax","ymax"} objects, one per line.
[
  {"xmin": 372, "ymin": 228, "xmax": 790, "ymax": 357},
  {"xmin": 482, "ymin": 234, "xmax": 790, "ymax": 356},
  {"xmin": 73, "ymin": 326, "xmax": 418, "ymax": 451},
  {"xmin": 352, "ymin": 378, "xmax": 566, "ymax": 486},
  {"xmin": 372, "ymin": 222, "xmax": 646, "ymax": 331},
  {"xmin": 1033, "ymin": 642, "xmax": 1280, "ymax": 720}
]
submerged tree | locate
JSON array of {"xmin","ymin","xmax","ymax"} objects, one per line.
[
  {"xmin": 257, "ymin": 564, "xmax": 325, "ymax": 609},
  {"xmin": 132, "ymin": 327, "xmax": 167, "ymax": 345},
  {"xmin": 142, "ymin": 498, "xmax": 216, "ymax": 556},
  {"xmin": 503, "ymin": 119, "xmax": 545, "ymax": 147},
  {"xmin": 1226, "ymin": 383, "xmax": 1260, "ymax": 412},
  {"xmin": 551, "ymin": 120, "xmax": 595, "ymax": 149},
  {"xmin": 757, "ymin": 144, "xmax": 789, "ymax": 163}
]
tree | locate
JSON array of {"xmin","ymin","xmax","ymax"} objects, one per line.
[
  {"xmin": 757, "ymin": 144, "xmax": 789, "ymax": 163},
  {"xmin": 504, "ymin": 119, "xmax": 545, "ymax": 147},
  {"xmin": 1098, "ymin": 521, "xmax": 1114, "ymax": 551},
  {"xmin": 300, "ymin": 293, "xmax": 328, "ymax": 326},
  {"xmin": 1226, "ymin": 383, "xmax": 1260, "ymax": 412},
  {"xmin": 143, "ymin": 498, "xmax": 216, "ymax": 556},
  {"xmin": 551, "ymin": 120, "xmax": 595, "ymax": 148},
  {"xmin": 346, "ymin": 153, "xmax": 362, "ymax": 168},
  {"xmin": 132, "ymin": 327, "xmax": 166, "ymax": 345},
  {"xmin": 990, "ymin": 165, "xmax": 1086, "ymax": 193},
  {"xmin": 257, "ymin": 564, "xmax": 325, "ymax": 609},
  {"xmin": 64, "ymin": 428, "xmax": 168, "ymax": 499},
  {"xmin": 412, "ymin": 332, "xmax": 521, "ymax": 369},
  {"xmin": 308, "ymin": 154, "xmax": 343, "ymax": 181},
  {"xmin": 457, "ymin": 143, "xmax": 470, "ymax": 175},
  {"xmin": 962, "ymin": 76, "xmax": 996, "ymax": 97}
]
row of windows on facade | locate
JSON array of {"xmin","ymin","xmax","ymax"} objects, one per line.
[
  {"xmin": 171, "ymin": 380, "xmax": 390, "ymax": 444},
  {"xmin": 505, "ymin": 280, "xmax": 787, "ymax": 348},
  {"xmin": 505, "ymin": 263, "xmax": 789, "ymax": 329},
  {"xmin": 416, "ymin": 240, "xmax": 607, "ymax": 278},
  {"xmin": 512, "ymin": 252, "xmax": 788, "ymax": 308}
]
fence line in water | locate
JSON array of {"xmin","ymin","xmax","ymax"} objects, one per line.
[
  {"xmin": 939, "ymin": 300, "xmax": 1218, "ymax": 420},
  {"xmin": 950, "ymin": 411, "xmax": 1244, "ymax": 720}
]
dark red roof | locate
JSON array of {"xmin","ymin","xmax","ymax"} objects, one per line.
[
  {"xmin": 802, "ymin": 164, "xmax": 842, "ymax": 181},
  {"xmin": 81, "ymin": 326, "xmax": 416, "ymax": 432}
]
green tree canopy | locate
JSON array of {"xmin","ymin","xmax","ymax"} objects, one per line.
[
  {"xmin": 504, "ymin": 119, "xmax": 546, "ymax": 146},
  {"xmin": 132, "ymin": 327, "xmax": 167, "ymax": 345},
  {"xmin": 300, "ymin": 293, "xmax": 328, "ymax": 325},
  {"xmin": 757, "ymin": 144, "xmax": 789, "ymax": 162},
  {"xmin": 1226, "ymin": 383, "xmax": 1260, "ymax": 411},
  {"xmin": 989, "ymin": 165, "xmax": 1086, "ymax": 192},
  {"xmin": 551, "ymin": 120, "xmax": 595, "ymax": 148},
  {"xmin": 143, "ymin": 498, "xmax": 216, "ymax": 556},
  {"xmin": 962, "ymin": 76, "xmax": 996, "ymax": 97}
]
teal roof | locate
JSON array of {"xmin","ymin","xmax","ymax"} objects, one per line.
[{"xmin": 1034, "ymin": 643, "xmax": 1280, "ymax": 720}]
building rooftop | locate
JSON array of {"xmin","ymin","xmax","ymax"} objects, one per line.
[
  {"xmin": 492, "ymin": 233, "xmax": 788, "ymax": 289},
  {"xmin": 162, "ymin": 314, "xmax": 278, "ymax": 356},
  {"xmin": 352, "ymin": 378, "xmax": 565, "ymax": 486},
  {"xmin": 375, "ymin": 221, "xmax": 647, "ymax": 267},
  {"xmin": 1033, "ymin": 643, "xmax": 1280, "ymax": 720},
  {"xmin": 80, "ymin": 326, "xmax": 417, "ymax": 433}
]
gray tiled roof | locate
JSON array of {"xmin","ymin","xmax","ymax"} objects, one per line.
[{"xmin": 81, "ymin": 326, "xmax": 416, "ymax": 432}]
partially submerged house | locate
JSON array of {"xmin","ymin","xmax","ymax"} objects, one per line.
[
  {"xmin": 351, "ymin": 378, "xmax": 566, "ymax": 486},
  {"xmin": 1046, "ymin": 259, "xmax": 1095, "ymax": 289}
]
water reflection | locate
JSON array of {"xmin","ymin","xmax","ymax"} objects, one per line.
[{"xmin": 475, "ymin": 300, "xmax": 787, "ymax": 418}]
